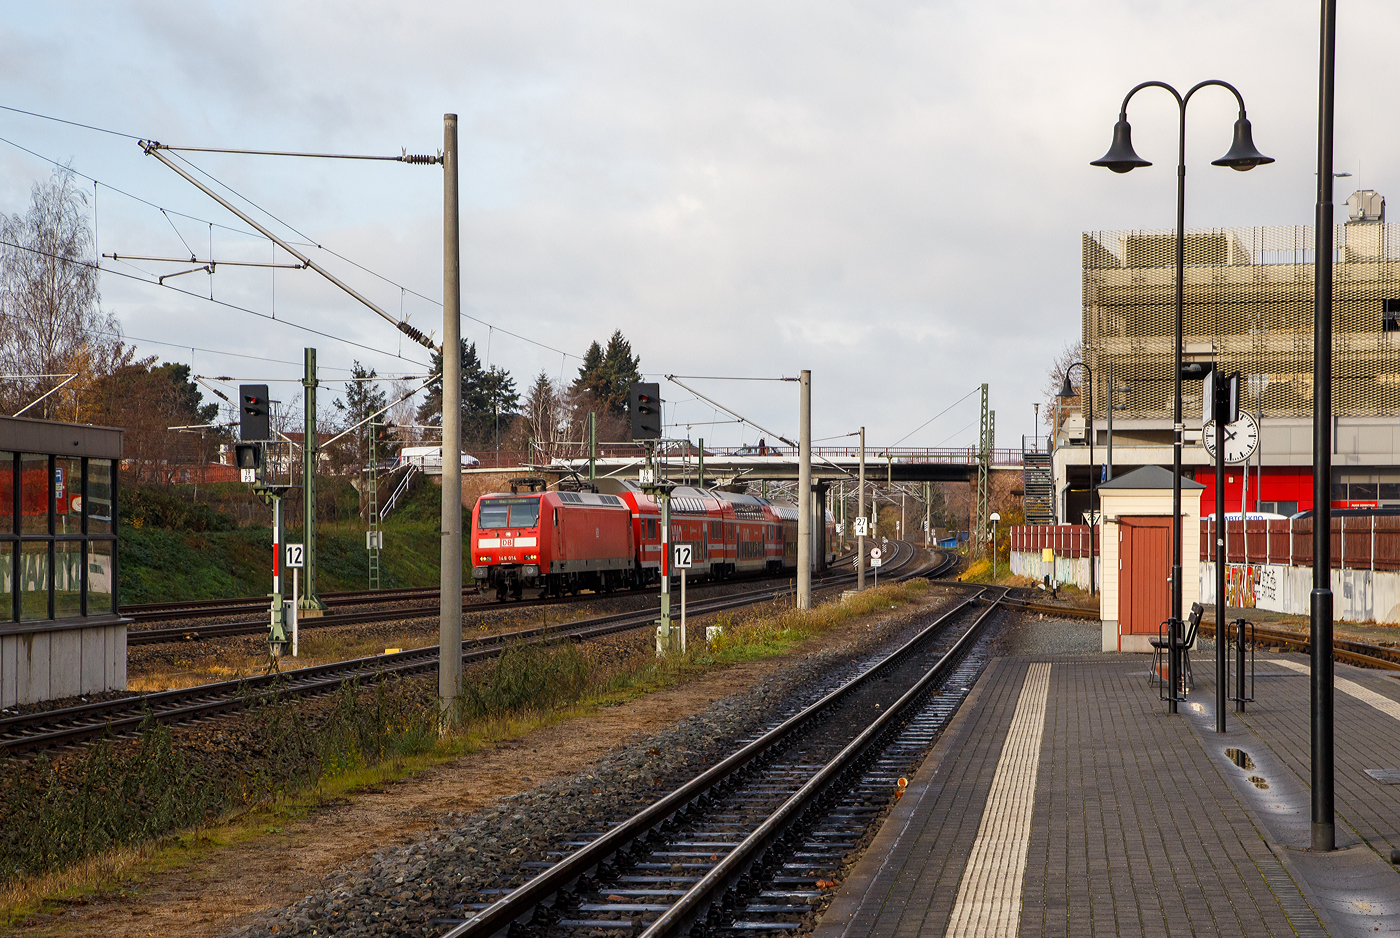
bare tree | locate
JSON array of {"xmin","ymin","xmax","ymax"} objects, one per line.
[
  {"xmin": 1042, "ymin": 340, "xmax": 1083, "ymax": 437},
  {"xmin": 0, "ymin": 167, "xmax": 117, "ymax": 417},
  {"xmin": 388, "ymin": 378, "xmax": 421, "ymax": 443}
]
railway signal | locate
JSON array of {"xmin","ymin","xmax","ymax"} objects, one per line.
[
  {"xmin": 630, "ymin": 382, "xmax": 661, "ymax": 440},
  {"xmin": 234, "ymin": 442, "xmax": 261, "ymax": 483},
  {"xmin": 239, "ymin": 384, "xmax": 270, "ymax": 441}
]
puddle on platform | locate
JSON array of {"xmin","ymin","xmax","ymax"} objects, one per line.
[
  {"xmin": 1248, "ymin": 775, "xmax": 1270, "ymax": 789},
  {"xmin": 1225, "ymin": 748, "xmax": 1255, "ymax": 770}
]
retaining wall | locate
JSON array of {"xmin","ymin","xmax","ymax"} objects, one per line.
[{"xmin": 1008, "ymin": 550, "xmax": 1100, "ymax": 593}]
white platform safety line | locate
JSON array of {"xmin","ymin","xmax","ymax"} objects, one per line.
[
  {"xmin": 1270, "ymin": 658, "xmax": 1400, "ymax": 721},
  {"xmin": 944, "ymin": 661, "xmax": 1052, "ymax": 938}
]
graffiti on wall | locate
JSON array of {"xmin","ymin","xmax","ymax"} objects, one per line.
[
  {"xmin": 1225, "ymin": 564, "xmax": 1257, "ymax": 608},
  {"xmin": 1220, "ymin": 563, "xmax": 1282, "ymax": 608}
]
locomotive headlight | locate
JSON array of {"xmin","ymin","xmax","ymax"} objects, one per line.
[
  {"xmin": 478, "ymin": 555, "xmax": 492, "ymax": 563},
  {"xmin": 524, "ymin": 553, "xmax": 536, "ymax": 560}
]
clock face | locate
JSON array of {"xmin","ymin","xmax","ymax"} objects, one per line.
[{"xmin": 1202, "ymin": 412, "xmax": 1259, "ymax": 464}]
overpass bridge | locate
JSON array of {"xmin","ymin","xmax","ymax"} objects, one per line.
[{"xmin": 436, "ymin": 445, "xmax": 1024, "ymax": 485}]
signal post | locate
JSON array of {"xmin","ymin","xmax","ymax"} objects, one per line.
[
  {"xmin": 236, "ymin": 384, "xmax": 294, "ymax": 659},
  {"xmin": 630, "ymin": 382, "xmax": 680, "ymax": 655}
]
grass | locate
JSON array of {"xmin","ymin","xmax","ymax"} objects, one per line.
[
  {"xmin": 0, "ymin": 580, "xmax": 933, "ymax": 924},
  {"xmin": 117, "ymin": 480, "xmax": 455, "ymax": 605}
]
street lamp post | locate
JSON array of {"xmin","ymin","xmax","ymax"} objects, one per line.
[
  {"xmin": 1090, "ymin": 79, "xmax": 1272, "ymax": 715},
  {"xmin": 1059, "ymin": 362, "xmax": 1095, "ymax": 595},
  {"xmin": 1312, "ymin": 0, "xmax": 1339, "ymax": 853}
]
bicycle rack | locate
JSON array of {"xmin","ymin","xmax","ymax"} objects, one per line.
[{"xmin": 1227, "ymin": 617, "xmax": 1255, "ymax": 710}]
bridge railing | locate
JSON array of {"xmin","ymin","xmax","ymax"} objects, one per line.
[{"xmin": 456, "ymin": 444, "xmax": 1025, "ymax": 469}]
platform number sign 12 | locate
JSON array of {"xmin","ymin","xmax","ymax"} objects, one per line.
[
  {"xmin": 672, "ymin": 544, "xmax": 693, "ymax": 570},
  {"xmin": 285, "ymin": 543, "xmax": 306, "ymax": 569}
]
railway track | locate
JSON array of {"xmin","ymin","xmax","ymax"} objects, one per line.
[
  {"xmin": 126, "ymin": 551, "xmax": 866, "ymax": 647},
  {"xmin": 441, "ymin": 565, "xmax": 991, "ymax": 938},
  {"xmin": 5, "ymin": 544, "xmax": 934, "ymax": 757},
  {"xmin": 123, "ymin": 552, "xmax": 865, "ymax": 626},
  {"xmin": 120, "ymin": 586, "xmax": 473, "ymax": 624}
]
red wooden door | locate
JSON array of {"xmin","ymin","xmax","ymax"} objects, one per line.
[{"xmin": 1118, "ymin": 517, "xmax": 1172, "ymax": 637}]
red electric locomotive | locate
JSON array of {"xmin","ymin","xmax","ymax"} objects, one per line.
[{"xmin": 470, "ymin": 490, "xmax": 634, "ymax": 600}]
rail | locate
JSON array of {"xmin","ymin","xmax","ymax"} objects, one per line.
[
  {"xmin": 442, "ymin": 551, "xmax": 974, "ymax": 938},
  {"xmin": 9, "ymin": 545, "xmax": 932, "ymax": 755}
]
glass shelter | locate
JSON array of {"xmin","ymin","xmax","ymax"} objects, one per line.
[{"xmin": 0, "ymin": 415, "xmax": 124, "ymax": 707}]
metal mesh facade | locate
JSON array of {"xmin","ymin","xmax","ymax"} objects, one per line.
[{"xmin": 1082, "ymin": 223, "xmax": 1400, "ymax": 421}]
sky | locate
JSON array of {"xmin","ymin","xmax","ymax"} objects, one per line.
[{"xmin": 1, "ymin": 1, "xmax": 1394, "ymax": 453}]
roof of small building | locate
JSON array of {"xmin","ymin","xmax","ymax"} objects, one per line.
[{"xmin": 1096, "ymin": 464, "xmax": 1204, "ymax": 491}]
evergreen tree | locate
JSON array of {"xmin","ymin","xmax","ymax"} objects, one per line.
[
  {"xmin": 600, "ymin": 330, "xmax": 642, "ymax": 416},
  {"xmin": 416, "ymin": 340, "xmax": 521, "ymax": 448},
  {"xmin": 572, "ymin": 330, "xmax": 641, "ymax": 417},
  {"xmin": 152, "ymin": 363, "xmax": 219, "ymax": 425},
  {"xmin": 416, "ymin": 339, "xmax": 487, "ymax": 434},
  {"xmin": 574, "ymin": 340, "xmax": 606, "ymax": 400},
  {"xmin": 480, "ymin": 365, "xmax": 520, "ymax": 449}
]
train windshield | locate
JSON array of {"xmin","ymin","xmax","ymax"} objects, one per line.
[{"xmin": 478, "ymin": 497, "xmax": 540, "ymax": 529}]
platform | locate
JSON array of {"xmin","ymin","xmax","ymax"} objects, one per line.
[{"xmin": 814, "ymin": 649, "xmax": 1400, "ymax": 938}]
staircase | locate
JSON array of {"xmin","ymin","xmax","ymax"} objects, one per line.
[
  {"xmin": 380, "ymin": 463, "xmax": 419, "ymax": 520},
  {"xmin": 1022, "ymin": 437, "xmax": 1055, "ymax": 525}
]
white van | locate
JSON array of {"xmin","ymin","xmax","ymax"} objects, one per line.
[{"xmin": 398, "ymin": 445, "xmax": 481, "ymax": 470}]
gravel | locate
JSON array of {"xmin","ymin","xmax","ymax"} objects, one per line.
[
  {"xmin": 989, "ymin": 611, "xmax": 1104, "ymax": 657},
  {"xmin": 226, "ymin": 596, "xmax": 955, "ymax": 938}
]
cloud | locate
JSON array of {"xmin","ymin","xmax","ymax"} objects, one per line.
[{"xmin": 1, "ymin": 0, "xmax": 1395, "ymax": 449}]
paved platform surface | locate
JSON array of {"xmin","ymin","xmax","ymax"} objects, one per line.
[{"xmin": 814, "ymin": 648, "xmax": 1400, "ymax": 938}]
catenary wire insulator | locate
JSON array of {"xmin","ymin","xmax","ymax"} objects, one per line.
[{"xmin": 397, "ymin": 320, "xmax": 434, "ymax": 348}]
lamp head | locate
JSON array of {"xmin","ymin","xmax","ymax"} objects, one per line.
[
  {"xmin": 1090, "ymin": 119, "xmax": 1151, "ymax": 173},
  {"xmin": 1059, "ymin": 375, "xmax": 1076, "ymax": 399},
  {"xmin": 1211, "ymin": 117, "xmax": 1274, "ymax": 172}
]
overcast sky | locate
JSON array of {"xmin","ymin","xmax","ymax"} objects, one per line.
[{"xmin": 1, "ymin": 1, "xmax": 1394, "ymax": 452}]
